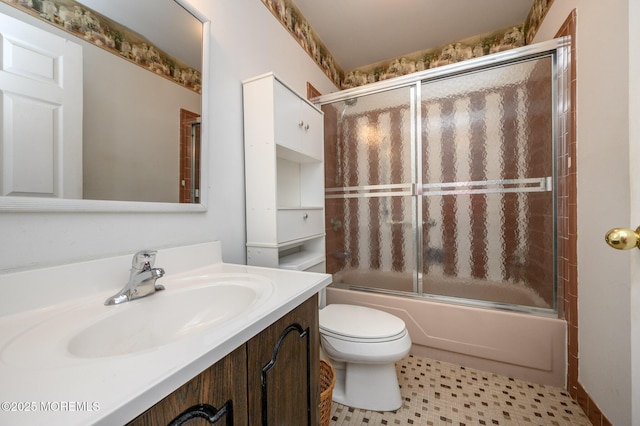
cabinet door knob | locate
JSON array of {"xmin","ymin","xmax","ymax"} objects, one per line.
[
  {"xmin": 303, "ymin": 213, "xmax": 309, "ymax": 220},
  {"xmin": 298, "ymin": 120, "xmax": 304, "ymax": 127},
  {"xmin": 304, "ymin": 123, "xmax": 310, "ymax": 131}
]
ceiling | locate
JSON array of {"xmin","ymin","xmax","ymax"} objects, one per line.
[{"xmin": 292, "ymin": 0, "xmax": 534, "ymax": 71}]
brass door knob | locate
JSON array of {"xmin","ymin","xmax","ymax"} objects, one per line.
[{"xmin": 605, "ymin": 227, "xmax": 640, "ymax": 250}]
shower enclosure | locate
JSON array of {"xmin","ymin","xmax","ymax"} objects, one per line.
[{"xmin": 317, "ymin": 39, "xmax": 570, "ymax": 315}]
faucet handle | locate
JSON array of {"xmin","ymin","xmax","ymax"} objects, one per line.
[{"xmin": 131, "ymin": 250, "xmax": 157, "ymax": 270}]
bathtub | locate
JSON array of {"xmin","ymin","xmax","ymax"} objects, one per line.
[{"xmin": 326, "ymin": 271, "xmax": 566, "ymax": 387}]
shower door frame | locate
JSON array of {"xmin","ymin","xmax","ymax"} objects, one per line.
[{"xmin": 316, "ymin": 37, "xmax": 571, "ymax": 317}]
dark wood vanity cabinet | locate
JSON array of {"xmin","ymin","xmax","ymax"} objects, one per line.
[
  {"xmin": 128, "ymin": 344, "xmax": 247, "ymax": 425},
  {"xmin": 128, "ymin": 295, "xmax": 319, "ymax": 426},
  {"xmin": 246, "ymin": 294, "xmax": 320, "ymax": 425}
]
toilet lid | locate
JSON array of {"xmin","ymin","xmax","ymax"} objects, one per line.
[{"xmin": 319, "ymin": 304, "xmax": 406, "ymax": 340}]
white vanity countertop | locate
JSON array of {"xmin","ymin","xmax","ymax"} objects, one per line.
[{"xmin": 0, "ymin": 242, "xmax": 331, "ymax": 425}]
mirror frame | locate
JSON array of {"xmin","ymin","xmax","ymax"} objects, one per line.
[{"xmin": 0, "ymin": 0, "xmax": 210, "ymax": 213}]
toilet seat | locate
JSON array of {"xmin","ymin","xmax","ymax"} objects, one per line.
[{"xmin": 320, "ymin": 304, "xmax": 407, "ymax": 343}]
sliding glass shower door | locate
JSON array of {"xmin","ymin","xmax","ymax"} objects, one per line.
[
  {"xmin": 324, "ymin": 86, "xmax": 418, "ymax": 294},
  {"xmin": 419, "ymin": 56, "xmax": 555, "ymax": 309},
  {"xmin": 320, "ymin": 42, "xmax": 563, "ymax": 313}
]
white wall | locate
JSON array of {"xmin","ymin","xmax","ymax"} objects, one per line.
[
  {"xmin": 82, "ymin": 44, "xmax": 201, "ymax": 203},
  {"xmin": 534, "ymin": 1, "xmax": 633, "ymax": 424},
  {"xmin": 0, "ymin": 0, "xmax": 337, "ymax": 273}
]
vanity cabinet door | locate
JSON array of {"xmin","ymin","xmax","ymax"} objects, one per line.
[
  {"xmin": 128, "ymin": 345, "xmax": 247, "ymax": 426},
  {"xmin": 196, "ymin": 345, "xmax": 247, "ymax": 425},
  {"xmin": 246, "ymin": 295, "xmax": 320, "ymax": 426}
]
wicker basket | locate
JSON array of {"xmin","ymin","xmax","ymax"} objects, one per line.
[{"xmin": 319, "ymin": 359, "xmax": 336, "ymax": 426}]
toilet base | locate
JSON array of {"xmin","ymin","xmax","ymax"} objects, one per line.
[{"xmin": 330, "ymin": 359, "xmax": 403, "ymax": 412}]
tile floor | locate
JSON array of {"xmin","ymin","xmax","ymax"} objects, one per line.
[{"xmin": 329, "ymin": 354, "xmax": 590, "ymax": 425}]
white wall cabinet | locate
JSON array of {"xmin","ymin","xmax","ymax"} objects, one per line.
[
  {"xmin": 274, "ymin": 80, "xmax": 323, "ymax": 161},
  {"xmin": 243, "ymin": 73, "xmax": 325, "ymax": 272}
]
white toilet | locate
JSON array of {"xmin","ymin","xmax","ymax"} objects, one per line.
[{"xmin": 319, "ymin": 304, "xmax": 412, "ymax": 411}]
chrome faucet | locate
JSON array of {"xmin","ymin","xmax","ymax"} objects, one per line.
[{"xmin": 104, "ymin": 250, "xmax": 166, "ymax": 306}]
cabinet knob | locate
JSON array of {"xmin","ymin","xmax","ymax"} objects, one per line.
[
  {"xmin": 304, "ymin": 123, "xmax": 310, "ymax": 131},
  {"xmin": 303, "ymin": 213, "xmax": 309, "ymax": 220},
  {"xmin": 298, "ymin": 120, "xmax": 304, "ymax": 127}
]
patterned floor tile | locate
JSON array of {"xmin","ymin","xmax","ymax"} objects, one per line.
[{"xmin": 329, "ymin": 355, "xmax": 590, "ymax": 426}]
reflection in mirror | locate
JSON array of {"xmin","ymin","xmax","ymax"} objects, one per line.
[{"xmin": 0, "ymin": 0, "xmax": 204, "ymax": 205}]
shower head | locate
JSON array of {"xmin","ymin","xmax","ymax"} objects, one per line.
[{"xmin": 339, "ymin": 97, "xmax": 358, "ymax": 121}]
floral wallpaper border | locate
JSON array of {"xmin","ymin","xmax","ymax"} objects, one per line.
[
  {"xmin": 262, "ymin": 0, "xmax": 554, "ymax": 89},
  {"xmin": 1, "ymin": 0, "xmax": 201, "ymax": 93},
  {"xmin": 524, "ymin": 0, "xmax": 555, "ymax": 44},
  {"xmin": 261, "ymin": 0, "xmax": 344, "ymax": 87},
  {"xmin": 342, "ymin": 25, "xmax": 524, "ymax": 89}
]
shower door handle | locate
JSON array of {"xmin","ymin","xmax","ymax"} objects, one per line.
[{"xmin": 605, "ymin": 227, "xmax": 640, "ymax": 250}]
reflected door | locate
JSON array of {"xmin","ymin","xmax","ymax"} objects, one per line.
[
  {"xmin": 179, "ymin": 108, "xmax": 201, "ymax": 203},
  {"xmin": 0, "ymin": 12, "xmax": 82, "ymax": 198}
]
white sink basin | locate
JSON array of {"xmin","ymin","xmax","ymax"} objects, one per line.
[
  {"xmin": 1, "ymin": 273, "xmax": 273, "ymax": 366},
  {"xmin": 70, "ymin": 281, "xmax": 267, "ymax": 358}
]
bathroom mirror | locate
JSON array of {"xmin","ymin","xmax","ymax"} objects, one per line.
[{"xmin": 0, "ymin": 0, "xmax": 210, "ymax": 212}]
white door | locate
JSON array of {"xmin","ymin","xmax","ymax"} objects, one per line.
[{"xmin": 0, "ymin": 12, "xmax": 82, "ymax": 198}]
